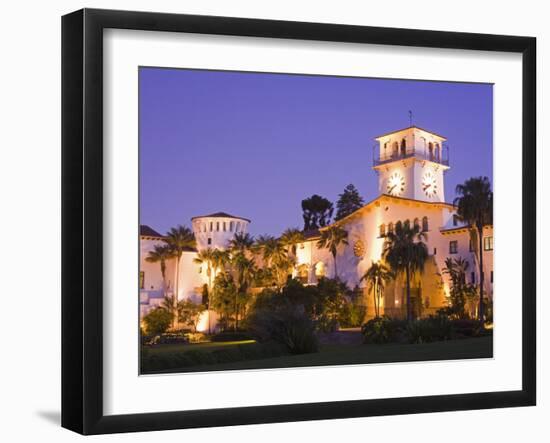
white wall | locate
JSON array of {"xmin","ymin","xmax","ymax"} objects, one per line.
[{"xmin": 0, "ymin": 1, "xmax": 546, "ymax": 442}]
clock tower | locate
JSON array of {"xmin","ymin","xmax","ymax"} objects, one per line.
[{"xmin": 373, "ymin": 126, "xmax": 449, "ymax": 203}]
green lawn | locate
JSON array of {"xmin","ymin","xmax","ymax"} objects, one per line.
[
  {"xmin": 143, "ymin": 336, "xmax": 492, "ymax": 374},
  {"xmin": 145, "ymin": 340, "xmax": 257, "ymax": 356}
]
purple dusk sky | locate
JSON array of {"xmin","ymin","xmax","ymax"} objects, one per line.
[{"xmin": 139, "ymin": 67, "xmax": 493, "ymax": 237}]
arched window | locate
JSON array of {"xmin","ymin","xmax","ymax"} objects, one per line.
[
  {"xmin": 413, "ymin": 218, "xmax": 420, "ymax": 231},
  {"xmin": 392, "ymin": 141, "xmax": 399, "ymax": 159},
  {"xmin": 404, "ymin": 219, "xmax": 411, "ymax": 229},
  {"xmin": 379, "ymin": 224, "xmax": 386, "ymax": 237},
  {"xmin": 400, "ymin": 138, "xmax": 407, "ymax": 157},
  {"xmin": 383, "ymin": 142, "xmax": 388, "ymax": 158},
  {"xmin": 422, "ymin": 216, "xmax": 429, "ymax": 232},
  {"xmin": 435, "ymin": 143, "xmax": 440, "ymax": 161},
  {"xmin": 395, "ymin": 220, "xmax": 403, "ymax": 232},
  {"xmin": 388, "ymin": 222, "xmax": 394, "ymax": 235},
  {"xmin": 428, "ymin": 142, "xmax": 434, "ymax": 160}
]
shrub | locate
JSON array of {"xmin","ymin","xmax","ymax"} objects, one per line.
[
  {"xmin": 406, "ymin": 316, "xmax": 454, "ymax": 344},
  {"xmin": 450, "ymin": 319, "xmax": 481, "ymax": 337},
  {"xmin": 185, "ymin": 332, "xmax": 207, "ymax": 343},
  {"xmin": 338, "ymin": 302, "xmax": 367, "ymax": 328},
  {"xmin": 248, "ymin": 305, "xmax": 319, "ymax": 354},
  {"xmin": 361, "ymin": 316, "xmax": 406, "ymax": 344},
  {"xmin": 143, "ymin": 308, "xmax": 172, "ymax": 335}
]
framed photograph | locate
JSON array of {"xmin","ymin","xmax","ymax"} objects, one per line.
[{"xmin": 62, "ymin": 8, "xmax": 536, "ymax": 435}]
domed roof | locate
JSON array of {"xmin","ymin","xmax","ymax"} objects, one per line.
[{"xmin": 191, "ymin": 212, "xmax": 251, "ymax": 223}]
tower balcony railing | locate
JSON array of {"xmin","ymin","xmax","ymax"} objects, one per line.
[{"xmin": 373, "ymin": 147, "xmax": 450, "ymax": 167}]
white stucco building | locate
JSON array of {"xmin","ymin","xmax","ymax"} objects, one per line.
[{"xmin": 140, "ymin": 126, "xmax": 493, "ymax": 326}]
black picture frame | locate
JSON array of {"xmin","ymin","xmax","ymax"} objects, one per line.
[{"xmin": 62, "ymin": 8, "xmax": 536, "ymax": 435}]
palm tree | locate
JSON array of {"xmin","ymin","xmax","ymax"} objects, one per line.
[
  {"xmin": 211, "ymin": 248, "xmax": 231, "ymax": 275},
  {"xmin": 231, "ymin": 252, "xmax": 257, "ymax": 329},
  {"xmin": 254, "ymin": 235, "xmax": 292, "ymax": 288},
  {"xmin": 192, "ymin": 248, "xmax": 216, "ymax": 333},
  {"xmin": 442, "ymin": 257, "xmax": 470, "ymax": 318},
  {"xmin": 255, "ymin": 235, "xmax": 287, "ymax": 266},
  {"xmin": 145, "ymin": 244, "xmax": 173, "ymax": 296},
  {"xmin": 361, "ymin": 261, "xmax": 394, "ymax": 318},
  {"xmin": 454, "ymin": 176, "xmax": 493, "ymax": 327},
  {"xmin": 228, "ymin": 232, "xmax": 255, "ymax": 255},
  {"xmin": 193, "ymin": 248, "xmax": 216, "ymax": 292},
  {"xmin": 316, "ymin": 226, "xmax": 349, "ymax": 279},
  {"xmin": 383, "ymin": 223, "xmax": 428, "ymax": 322},
  {"xmin": 164, "ymin": 225, "xmax": 196, "ymax": 328},
  {"xmin": 280, "ymin": 228, "xmax": 305, "ymax": 257}
]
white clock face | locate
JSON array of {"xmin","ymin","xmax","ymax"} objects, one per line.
[
  {"xmin": 422, "ymin": 171, "xmax": 438, "ymax": 197},
  {"xmin": 387, "ymin": 172, "xmax": 405, "ymax": 196}
]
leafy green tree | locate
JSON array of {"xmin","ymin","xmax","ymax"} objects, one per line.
[
  {"xmin": 211, "ymin": 272, "xmax": 238, "ymax": 330},
  {"xmin": 178, "ymin": 300, "xmax": 206, "ymax": 332},
  {"xmin": 145, "ymin": 244, "xmax": 173, "ymax": 296},
  {"xmin": 335, "ymin": 184, "xmax": 365, "ymax": 221},
  {"xmin": 143, "ymin": 307, "xmax": 172, "ymax": 335},
  {"xmin": 454, "ymin": 176, "xmax": 493, "ymax": 327},
  {"xmin": 361, "ymin": 261, "xmax": 394, "ymax": 318},
  {"xmin": 316, "ymin": 226, "xmax": 349, "ymax": 278},
  {"xmin": 383, "ymin": 223, "xmax": 428, "ymax": 322},
  {"xmin": 164, "ymin": 225, "xmax": 195, "ymax": 328},
  {"xmin": 301, "ymin": 194, "xmax": 334, "ymax": 230}
]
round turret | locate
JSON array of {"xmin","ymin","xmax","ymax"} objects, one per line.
[{"xmin": 191, "ymin": 212, "xmax": 251, "ymax": 251}]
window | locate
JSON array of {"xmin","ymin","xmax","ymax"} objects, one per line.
[
  {"xmin": 428, "ymin": 142, "xmax": 434, "ymax": 160},
  {"xmin": 392, "ymin": 141, "xmax": 399, "ymax": 158},
  {"xmin": 483, "ymin": 236, "xmax": 493, "ymax": 251},
  {"xmin": 449, "ymin": 240, "xmax": 458, "ymax": 254},
  {"xmin": 400, "ymin": 138, "xmax": 406, "ymax": 156},
  {"xmin": 209, "ymin": 222, "xmax": 213, "ymax": 232},
  {"xmin": 490, "ymin": 270, "xmax": 494, "ymax": 283},
  {"xmin": 388, "ymin": 222, "xmax": 394, "ymax": 235},
  {"xmin": 471, "ymin": 271, "xmax": 476, "ymax": 284},
  {"xmin": 404, "ymin": 219, "xmax": 410, "ymax": 229},
  {"xmin": 229, "ymin": 221, "xmax": 234, "ymax": 232},
  {"xmin": 435, "ymin": 143, "xmax": 440, "ymax": 161},
  {"xmin": 139, "ymin": 271, "xmax": 144, "ymax": 289},
  {"xmin": 207, "ymin": 238, "xmax": 212, "ymax": 245},
  {"xmin": 379, "ymin": 224, "xmax": 386, "ymax": 237},
  {"xmin": 433, "ymin": 247, "xmax": 437, "ymax": 256},
  {"xmin": 223, "ymin": 222, "xmax": 226, "ymax": 232},
  {"xmin": 422, "ymin": 216, "xmax": 429, "ymax": 232},
  {"xmin": 414, "ymin": 218, "xmax": 420, "ymax": 231},
  {"xmin": 395, "ymin": 221, "xmax": 403, "ymax": 231},
  {"xmin": 216, "ymin": 222, "xmax": 220, "ymax": 232},
  {"xmin": 453, "ymin": 214, "xmax": 459, "ymax": 226},
  {"xmin": 236, "ymin": 222, "xmax": 240, "ymax": 232}
]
